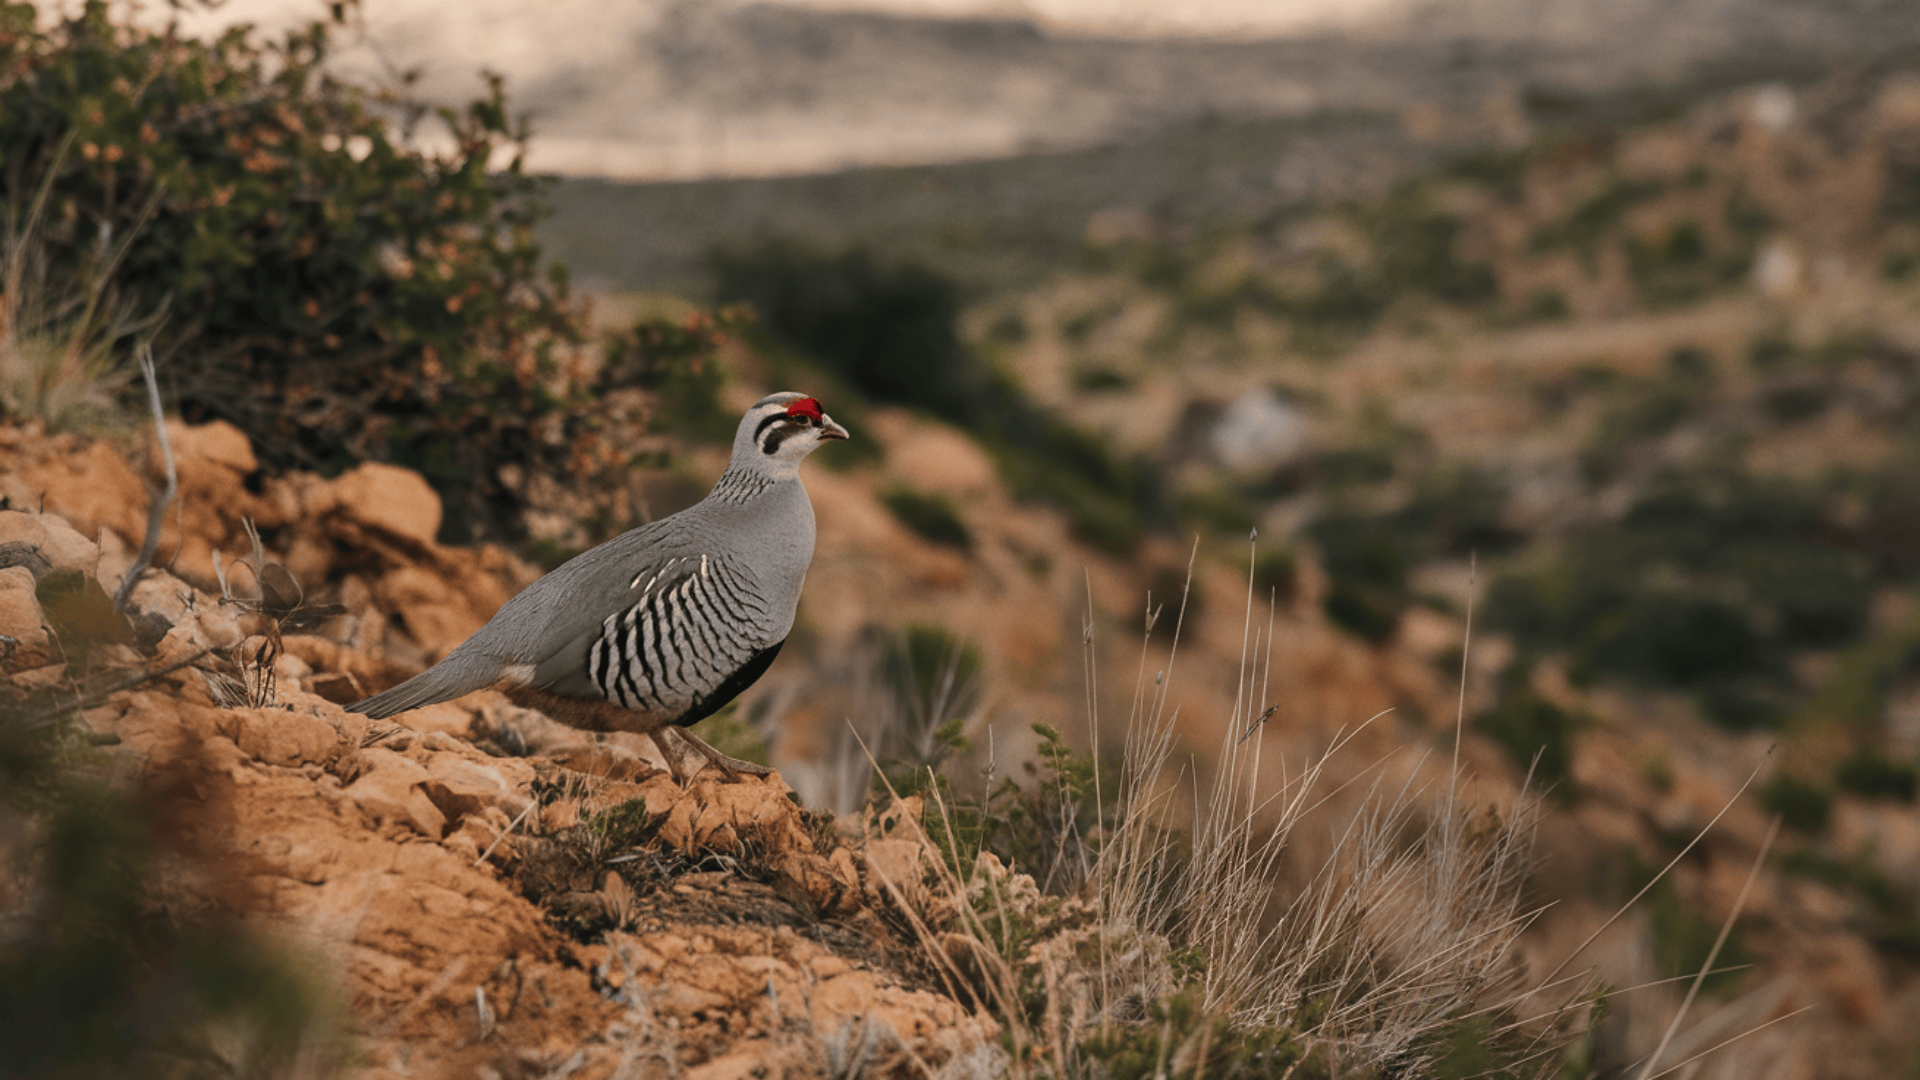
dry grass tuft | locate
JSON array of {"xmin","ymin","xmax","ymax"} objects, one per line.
[
  {"xmin": 883, "ymin": 540, "xmax": 1584, "ymax": 1077},
  {"xmin": 1, "ymin": 137, "xmax": 162, "ymax": 433}
]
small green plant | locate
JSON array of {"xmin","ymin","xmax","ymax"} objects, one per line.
[
  {"xmin": 1077, "ymin": 987, "xmax": 1303, "ymax": 1079},
  {"xmin": 1647, "ymin": 878, "xmax": 1751, "ymax": 996},
  {"xmin": 880, "ymin": 485, "xmax": 974, "ymax": 551},
  {"xmin": 1757, "ymin": 773, "xmax": 1831, "ymax": 832},
  {"xmin": 1477, "ymin": 690, "xmax": 1585, "ymax": 800},
  {"xmin": 1834, "ymin": 748, "xmax": 1918, "ymax": 803},
  {"xmin": 694, "ymin": 704, "xmax": 771, "ymax": 769},
  {"xmin": 1523, "ymin": 286, "xmax": 1572, "ymax": 321},
  {"xmin": 1530, "ymin": 173, "xmax": 1658, "ymax": 261}
]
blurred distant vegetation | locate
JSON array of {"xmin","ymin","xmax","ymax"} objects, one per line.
[{"xmin": 713, "ymin": 238, "xmax": 1170, "ymax": 551}]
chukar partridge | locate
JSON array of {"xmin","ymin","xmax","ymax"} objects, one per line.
[{"xmin": 349, "ymin": 392, "xmax": 848, "ymax": 782}]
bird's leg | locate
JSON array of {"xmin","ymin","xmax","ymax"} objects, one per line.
[
  {"xmin": 647, "ymin": 730, "xmax": 690, "ymax": 785},
  {"xmin": 668, "ymin": 726, "xmax": 775, "ymax": 781}
]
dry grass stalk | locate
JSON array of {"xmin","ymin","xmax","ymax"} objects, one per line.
[
  {"xmin": 1, "ymin": 133, "xmax": 165, "ymax": 433},
  {"xmin": 870, "ymin": 536, "xmax": 1568, "ymax": 1077}
]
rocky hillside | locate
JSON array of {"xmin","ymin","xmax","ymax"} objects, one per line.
[
  {"xmin": 7, "ymin": 10, "xmax": 1920, "ymax": 1069},
  {"xmin": 0, "ymin": 419, "xmax": 1009, "ymax": 1077},
  {"xmin": 0, "ymin": 351, "xmax": 1909, "ymax": 1077}
]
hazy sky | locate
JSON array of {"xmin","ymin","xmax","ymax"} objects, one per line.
[
  {"xmin": 167, "ymin": 0, "xmax": 1404, "ymax": 40},
  {"xmin": 760, "ymin": 0, "xmax": 1401, "ymax": 35}
]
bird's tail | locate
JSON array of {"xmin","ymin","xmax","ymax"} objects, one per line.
[{"xmin": 348, "ymin": 655, "xmax": 499, "ymax": 719}]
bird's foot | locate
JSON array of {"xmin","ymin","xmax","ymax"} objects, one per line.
[{"xmin": 664, "ymin": 726, "xmax": 775, "ymax": 783}]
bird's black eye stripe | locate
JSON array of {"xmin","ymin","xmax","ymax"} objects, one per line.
[
  {"xmin": 752, "ymin": 409, "xmax": 813, "ymax": 442},
  {"xmin": 762, "ymin": 425, "xmax": 802, "ymax": 455}
]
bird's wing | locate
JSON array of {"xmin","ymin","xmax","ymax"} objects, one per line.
[
  {"xmin": 349, "ymin": 520, "xmax": 682, "ymax": 717},
  {"xmin": 525, "ymin": 549, "xmax": 779, "ymax": 712}
]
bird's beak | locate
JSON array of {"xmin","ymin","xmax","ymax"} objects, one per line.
[{"xmin": 820, "ymin": 415, "xmax": 850, "ymax": 441}]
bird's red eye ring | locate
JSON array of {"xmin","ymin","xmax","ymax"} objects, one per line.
[{"xmin": 785, "ymin": 398, "xmax": 825, "ymax": 425}]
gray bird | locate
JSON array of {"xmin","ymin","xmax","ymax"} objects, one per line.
[{"xmin": 349, "ymin": 392, "xmax": 849, "ymax": 782}]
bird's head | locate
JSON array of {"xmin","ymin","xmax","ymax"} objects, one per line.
[{"xmin": 733, "ymin": 392, "xmax": 850, "ymax": 473}]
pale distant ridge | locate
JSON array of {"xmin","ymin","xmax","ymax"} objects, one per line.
[{"xmin": 162, "ymin": 0, "xmax": 1920, "ymax": 180}]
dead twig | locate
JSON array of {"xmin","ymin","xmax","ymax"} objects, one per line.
[
  {"xmin": 6, "ymin": 647, "xmax": 212, "ymax": 733},
  {"xmin": 112, "ymin": 345, "xmax": 175, "ymax": 615},
  {"xmin": 474, "ymin": 798, "xmax": 540, "ymax": 868}
]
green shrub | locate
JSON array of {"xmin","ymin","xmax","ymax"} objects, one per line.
[
  {"xmin": 1077, "ymin": 987, "xmax": 1302, "ymax": 1079},
  {"xmin": 1758, "ymin": 773, "xmax": 1832, "ymax": 832},
  {"xmin": 1476, "ymin": 690, "xmax": 1583, "ymax": 799},
  {"xmin": 1396, "ymin": 468, "xmax": 1525, "ymax": 557},
  {"xmin": 1485, "ymin": 466, "xmax": 1878, "ymax": 725},
  {"xmin": 1747, "ymin": 332, "xmax": 1798, "ymax": 369},
  {"xmin": 880, "ymin": 485, "xmax": 973, "ymax": 551},
  {"xmin": 1312, "ymin": 445, "xmax": 1397, "ymax": 488},
  {"xmin": 711, "ymin": 238, "xmax": 975, "ymax": 413},
  {"xmin": 0, "ymin": 1, "xmax": 610, "ymax": 540},
  {"xmin": 1665, "ymin": 344, "xmax": 1713, "ymax": 382},
  {"xmin": 1252, "ymin": 548, "xmax": 1298, "ymax": 604},
  {"xmin": 597, "ymin": 307, "xmax": 748, "ymax": 443},
  {"xmin": 1070, "ymin": 365, "xmax": 1132, "ymax": 392},
  {"xmin": 1759, "ymin": 382, "xmax": 1832, "ymax": 423},
  {"xmin": 1647, "ymin": 878, "xmax": 1750, "ymax": 995},
  {"xmin": 1835, "ymin": 748, "xmax": 1919, "ymax": 803},
  {"xmin": 1861, "ymin": 467, "xmax": 1920, "ymax": 579},
  {"xmin": 714, "ymin": 237, "xmax": 1167, "ymax": 551},
  {"xmin": 1364, "ymin": 191, "xmax": 1499, "ymax": 305},
  {"xmin": 1593, "ymin": 386, "xmax": 1693, "ymax": 444},
  {"xmin": 1530, "ymin": 174, "xmax": 1657, "ymax": 260},
  {"xmin": 882, "ymin": 623, "xmax": 984, "ymax": 734},
  {"xmin": 1523, "ymin": 286, "xmax": 1572, "ymax": 321},
  {"xmin": 1695, "ymin": 678, "xmax": 1789, "ymax": 732},
  {"xmin": 1310, "ymin": 514, "xmax": 1409, "ymax": 642},
  {"xmin": 1177, "ymin": 485, "xmax": 1261, "ymax": 536}
]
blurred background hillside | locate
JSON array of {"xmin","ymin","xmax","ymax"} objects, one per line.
[{"xmin": 10, "ymin": 0, "xmax": 1920, "ymax": 1076}]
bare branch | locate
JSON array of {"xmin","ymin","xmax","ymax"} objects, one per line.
[{"xmin": 112, "ymin": 345, "xmax": 176, "ymax": 614}]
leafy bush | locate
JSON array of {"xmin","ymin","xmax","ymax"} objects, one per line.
[
  {"xmin": 1252, "ymin": 548, "xmax": 1298, "ymax": 604},
  {"xmin": 596, "ymin": 306, "xmax": 748, "ymax": 444},
  {"xmin": 1310, "ymin": 513, "xmax": 1409, "ymax": 642},
  {"xmin": 1834, "ymin": 748, "xmax": 1919, "ymax": 803},
  {"xmin": 1078, "ymin": 987, "xmax": 1302, "ymax": 1079},
  {"xmin": 1307, "ymin": 465, "xmax": 1519, "ymax": 643},
  {"xmin": 879, "ymin": 485, "xmax": 973, "ymax": 551},
  {"xmin": 881, "ymin": 623, "xmax": 984, "ymax": 738},
  {"xmin": 1485, "ymin": 467, "xmax": 1877, "ymax": 726},
  {"xmin": 1476, "ymin": 690, "xmax": 1584, "ymax": 800},
  {"xmin": 711, "ymin": 238, "xmax": 974, "ymax": 413},
  {"xmin": 1758, "ymin": 773, "xmax": 1831, "ymax": 832},
  {"xmin": 1522, "ymin": 286, "xmax": 1572, "ymax": 321},
  {"xmin": 0, "ymin": 1, "xmax": 697, "ymax": 541},
  {"xmin": 713, "ymin": 237, "xmax": 1169, "ymax": 551},
  {"xmin": 1530, "ymin": 174, "xmax": 1658, "ymax": 261}
]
